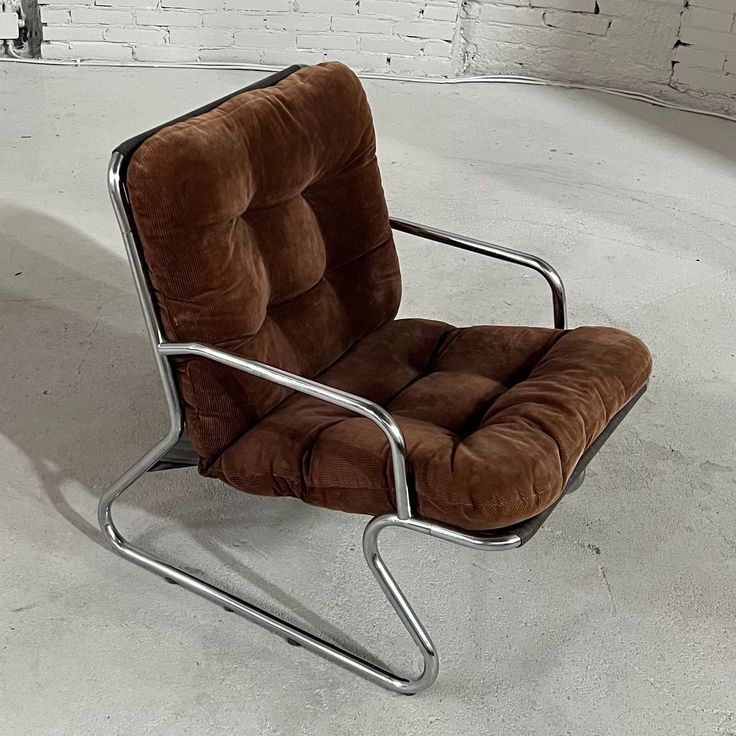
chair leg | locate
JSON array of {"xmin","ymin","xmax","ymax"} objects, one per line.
[{"xmin": 97, "ymin": 439, "xmax": 439, "ymax": 695}]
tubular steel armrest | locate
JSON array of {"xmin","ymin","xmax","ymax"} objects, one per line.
[
  {"xmin": 157, "ymin": 342, "xmax": 413, "ymax": 520},
  {"xmin": 390, "ymin": 217, "xmax": 568, "ymax": 330}
]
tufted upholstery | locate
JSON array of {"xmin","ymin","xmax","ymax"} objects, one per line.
[
  {"xmin": 125, "ymin": 62, "xmax": 652, "ymax": 530},
  {"xmin": 126, "ymin": 62, "xmax": 400, "ymax": 466},
  {"xmin": 214, "ymin": 320, "xmax": 650, "ymax": 529}
]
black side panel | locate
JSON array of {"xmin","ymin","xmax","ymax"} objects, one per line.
[
  {"xmin": 114, "ymin": 65, "xmax": 304, "ymax": 162},
  {"xmin": 508, "ymin": 383, "xmax": 648, "ymax": 545}
]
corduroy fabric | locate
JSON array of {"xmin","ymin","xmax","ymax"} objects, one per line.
[
  {"xmin": 126, "ymin": 62, "xmax": 400, "ymax": 467},
  {"xmin": 124, "ymin": 61, "xmax": 653, "ymax": 530},
  {"xmin": 213, "ymin": 319, "xmax": 651, "ymax": 529}
]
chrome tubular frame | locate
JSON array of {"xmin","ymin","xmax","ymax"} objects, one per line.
[
  {"xmin": 98, "ymin": 149, "xmax": 566, "ymax": 696},
  {"xmin": 390, "ymin": 217, "xmax": 568, "ymax": 330}
]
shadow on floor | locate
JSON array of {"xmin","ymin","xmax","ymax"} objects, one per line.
[
  {"xmin": 1, "ymin": 204, "xmax": 388, "ymax": 665},
  {"xmin": 591, "ymin": 91, "xmax": 736, "ymax": 164}
]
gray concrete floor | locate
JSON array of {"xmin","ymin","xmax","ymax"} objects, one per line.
[{"xmin": 1, "ymin": 62, "xmax": 735, "ymax": 735}]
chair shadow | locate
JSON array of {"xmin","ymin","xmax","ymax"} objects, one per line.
[
  {"xmin": 2, "ymin": 204, "xmax": 390, "ymax": 669},
  {"xmin": 134, "ymin": 517, "xmax": 390, "ymax": 666},
  {"xmin": 591, "ymin": 91, "xmax": 736, "ymax": 164}
]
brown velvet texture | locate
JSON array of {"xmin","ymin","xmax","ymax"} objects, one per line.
[
  {"xmin": 214, "ymin": 320, "xmax": 651, "ymax": 529},
  {"xmin": 126, "ymin": 61, "xmax": 652, "ymax": 531},
  {"xmin": 127, "ymin": 62, "xmax": 400, "ymax": 466}
]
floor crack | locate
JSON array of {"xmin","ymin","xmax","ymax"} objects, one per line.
[
  {"xmin": 74, "ymin": 308, "xmax": 101, "ymax": 380},
  {"xmin": 598, "ymin": 564, "xmax": 617, "ymax": 616}
]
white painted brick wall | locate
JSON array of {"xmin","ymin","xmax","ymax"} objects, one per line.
[
  {"xmin": 541, "ymin": 10, "xmax": 611, "ymax": 36},
  {"xmin": 39, "ymin": 6, "xmax": 71, "ymax": 22},
  {"xmin": 36, "ymin": 0, "xmax": 736, "ymax": 112},
  {"xmin": 71, "ymin": 7, "xmax": 133, "ymax": 24},
  {"xmin": 137, "ymin": 10, "xmax": 201, "ymax": 26},
  {"xmin": 38, "ymin": 0, "xmax": 461, "ymax": 75},
  {"xmin": 671, "ymin": 0, "xmax": 736, "ymax": 106},
  {"xmin": 463, "ymin": 0, "xmax": 736, "ymax": 113}
]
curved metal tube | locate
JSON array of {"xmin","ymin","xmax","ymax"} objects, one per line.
[
  {"xmin": 390, "ymin": 217, "xmax": 568, "ymax": 330},
  {"xmin": 107, "ymin": 153, "xmax": 182, "ymax": 440},
  {"xmin": 157, "ymin": 341, "xmax": 413, "ymax": 521},
  {"xmin": 98, "ymin": 455, "xmax": 440, "ymax": 694},
  {"xmin": 363, "ymin": 515, "xmax": 439, "ymax": 693},
  {"xmin": 99, "ymin": 153, "xmax": 184, "ymax": 525}
]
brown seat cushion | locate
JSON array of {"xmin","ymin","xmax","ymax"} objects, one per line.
[
  {"xmin": 213, "ymin": 319, "xmax": 651, "ymax": 530},
  {"xmin": 124, "ymin": 61, "xmax": 652, "ymax": 531}
]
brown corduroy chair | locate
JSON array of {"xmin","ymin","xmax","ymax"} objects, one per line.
[{"xmin": 100, "ymin": 62, "xmax": 652, "ymax": 695}]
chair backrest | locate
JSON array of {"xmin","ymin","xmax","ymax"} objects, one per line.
[{"xmin": 121, "ymin": 62, "xmax": 401, "ymax": 468}]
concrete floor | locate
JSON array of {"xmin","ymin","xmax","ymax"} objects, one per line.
[{"xmin": 1, "ymin": 62, "xmax": 735, "ymax": 735}]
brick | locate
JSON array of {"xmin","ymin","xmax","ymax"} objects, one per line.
[
  {"xmin": 106, "ymin": 26, "xmax": 166, "ymax": 42},
  {"xmin": 479, "ymin": 4, "xmax": 545, "ymax": 27},
  {"xmin": 331, "ymin": 15, "xmax": 393, "ymax": 33},
  {"xmin": 233, "ymin": 29, "xmax": 293, "ymax": 46},
  {"xmin": 39, "ymin": 6, "xmax": 70, "ymax": 23},
  {"xmin": 359, "ymin": 0, "xmax": 420, "ymax": 20},
  {"xmin": 203, "ymin": 12, "xmax": 265, "ymax": 28},
  {"xmin": 105, "ymin": 27, "xmax": 166, "ymax": 44},
  {"xmin": 71, "ymin": 7, "xmax": 133, "ymax": 24},
  {"xmin": 389, "ymin": 53, "xmax": 452, "ymax": 75},
  {"xmin": 199, "ymin": 46, "xmax": 261, "ymax": 61},
  {"xmin": 225, "ymin": 0, "xmax": 289, "ymax": 8},
  {"xmin": 688, "ymin": 0, "xmax": 736, "ymax": 12},
  {"xmin": 463, "ymin": 37, "xmax": 538, "ymax": 66},
  {"xmin": 266, "ymin": 13, "xmax": 330, "ymax": 31},
  {"xmin": 169, "ymin": 26, "xmax": 234, "ymax": 44},
  {"xmin": 261, "ymin": 48, "xmax": 325, "ymax": 64},
  {"xmin": 423, "ymin": 38, "xmax": 452, "ymax": 56},
  {"xmin": 95, "ymin": 0, "xmax": 157, "ymax": 7},
  {"xmin": 423, "ymin": 3, "xmax": 458, "ymax": 21},
  {"xmin": 136, "ymin": 10, "xmax": 201, "ymax": 26},
  {"xmin": 161, "ymin": 0, "xmax": 223, "ymax": 10},
  {"xmin": 325, "ymin": 49, "xmax": 388, "ymax": 69},
  {"xmin": 673, "ymin": 65, "xmax": 736, "ymax": 94},
  {"xmin": 68, "ymin": 40, "xmax": 134, "ymax": 58},
  {"xmin": 679, "ymin": 26, "xmax": 736, "ymax": 54},
  {"xmin": 297, "ymin": 0, "xmax": 357, "ymax": 13},
  {"xmin": 673, "ymin": 44, "xmax": 726, "ymax": 70},
  {"xmin": 41, "ymin": 41, "xmax": 72, "ymax": 58},
  {"xmin": 134, "ymin": 43, "xmax": 199, "ymax": 60},
  {"xmin": 681, "ymin": 6, "xmax": 734, "ymax": 33},
  {"xmin": 531, "ymin": 0, "xmax": 595, "ymax": 11},
  {"xmin": 543, "ymin": 10, "xmax": 610, "ymax": 35},
  {"xmin": 472, "ymin": 0, "xmax": 526, "ymax": 8},
  {"xmin": 393, "ymin": 19, "xmax": 455, "ymax": 40},
  {"xmin": 43, "ymin": 25, "xmax": 104, "ymax": 41},
  {"xmin": 474, "ymin": 22, "xmax": 598, "ymax": 50},
  {"xmin": 361, "ymin": 34, "xmax": 422, "ymax": 53},
  {"xmin": 297, "ymin": 31, "xmax": 359, "ymax": 49}
]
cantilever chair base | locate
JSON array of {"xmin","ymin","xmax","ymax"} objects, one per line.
[
  {"xmin": 99, "ymin": 333, "xmax": 645, "ymax": 695},
  {"xmin": 99, "ymin": 389, "xmax": 643, "ymax": 695}
]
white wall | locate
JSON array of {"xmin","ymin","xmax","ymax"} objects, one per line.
[
  {"xmin": 38, "ymin": 0, "xmax": 463, "ymax": 74},
  {"xmin": 462, "ymin": 0, "xmax": 736, "ymax": 114},
  {"xmin": 38, "ymin": 0, "xmax": 736, "ymax": 113}
]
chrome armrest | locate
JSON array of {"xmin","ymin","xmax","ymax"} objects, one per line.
[
  {"xmin": 158, "ymin": 342, "xmax": 412, "ymax": 519},
  {"xmin": 390, "ymin": 217, "xmax": 568, "ymax": 330}
]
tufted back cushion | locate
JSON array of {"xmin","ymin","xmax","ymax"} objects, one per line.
[{"xmin": 125, "ymin": 63, "xmax": 401, "ymax": 468}]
